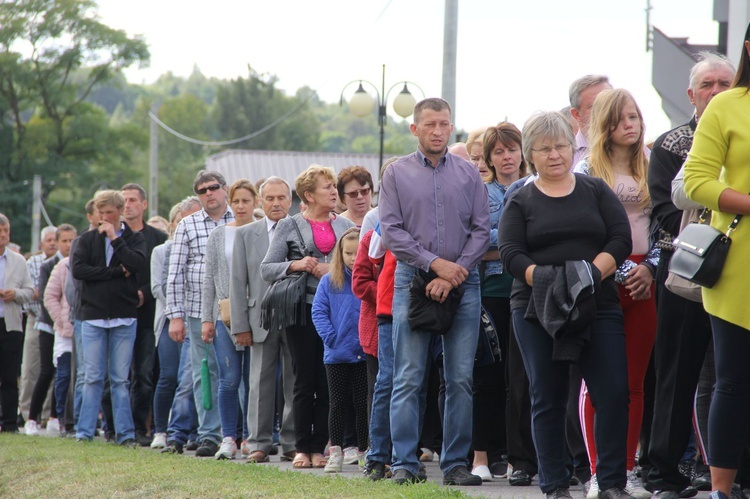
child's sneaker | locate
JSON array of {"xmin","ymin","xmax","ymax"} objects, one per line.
[
  {"xmin": 325, "ymin": 445, "xmax": 343, "ymax": 473},
  {"xmin": 214, "ymin": 436, "xmax": 237, "ymax": 460}
]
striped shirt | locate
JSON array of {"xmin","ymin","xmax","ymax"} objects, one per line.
[
  {"xmin": 25, "ymin": 253, "xmax": 49, "ymax": 317},
  {"xmin": 166, "ymin": 207, "xmax": 234, "ymax": 319}
]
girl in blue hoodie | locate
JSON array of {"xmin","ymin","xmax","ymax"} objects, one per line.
[{"xmin": 312, "ymin": 227, "xmax": 365, "ymax": 473}]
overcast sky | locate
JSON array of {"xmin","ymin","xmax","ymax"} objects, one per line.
[{"xmin": 96, "ymin": 0, "xmax": 722, "ymax": 141}]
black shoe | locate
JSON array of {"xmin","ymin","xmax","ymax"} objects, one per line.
[
  {"xmin": 490, "ymin": 460, "xmax": 509, "ymax": 479},
  {"xmin": 570, "ymin": 475, "xmax": 580, "ymax": 486},
  {"xmin": 269, "ymin": 445, "xmax": 279, "ymax": 456},
  {"xmin": 195, "ymin": 440, "xmax": 219, "ymax": 457},
  {"xmin": 417, "ymin": 463, "xmax": 427, "ymax": 481},
  {"xmin": 443, "ymin": 465, "xmax": 482, "ymax": 486},
  {"xmin": 652, "ymin": 492, "xmax": 680, "ymax": 499},
  {"xmin": 104, "ymin": 430, "xmax": 116, "ymax": 444},
  {"xmin": 598, "ymin": 487, "xmax": 635, "ymax": 499},
  {"xmin": 161, "ymin": 440, "xmax": 183, "ymax": 454},
  {"xmin": 547, "ymin": 488, "xmax": 573, "ymax": 499},
  {"xmin": 364, "ymin": 460, "xmax": 386, "ymax": 481},
  {"xmin": 392, "ymin": 468, "xmax": 424, "ymax": 485},
  {"xmin": 509, "ymin": 469, "xmax": 534, "ymax": 486},
  {"xmin": 692, "ymin": 470, "xmax": 711, "ymax": 491},
  {"xmin": 184, "ymin": 440, "xmax": 199, "ymax": 451},
  {"xmin": 120, "ymin": 438, "xmax": 138, "ymax": 448},
  {"xmin": 679, "ymin": 486, "xmax": 698, "ymax": 498},
  {"xmin": 135, "ymin": 431, "xmax": 152, "ymax": 447}
]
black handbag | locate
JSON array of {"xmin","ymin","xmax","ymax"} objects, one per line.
[
  {"xmin": 260, "ymin": 218, "xmax": 309, "ymax": 331},
  {"xmin": 408, "ymin": 270, "xmax": 465, "ymax": 335},
  {"xmin": 669, "ymin": 208, "xmax": 741, "ymax": 288}
]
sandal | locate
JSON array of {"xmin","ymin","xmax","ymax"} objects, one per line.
[
  {"xmin": 292, "ymin": 452, "xmax": 312, "ymax": 469},
  {"xmin": 246, "ymin": 450, "xmax": 269, "ymax": 463},
  {"xmin": 311, "ymin": 453, "xmax": 327, "ymax": 468}
]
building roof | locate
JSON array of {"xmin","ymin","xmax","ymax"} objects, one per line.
[{"xmin": 205, "ymin": 149, "xmax": 382, "ymax": 192}]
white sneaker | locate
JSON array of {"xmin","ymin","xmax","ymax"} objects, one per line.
[
  {"xmin": 24, "ymin": 420, "xmax": 39, "ymax": 436},
  {"xmin": 150, "ymin": 432, "xmax": 167, "ymax": 449},
  {"xmin": 325, "ymin": 445, "xmax": 343, "ymax": 473},
  {"xmin": 214, "ymin": 436, "xmax": 237, "ymax": 460},
  {"xmin": 342, "ymin": 446, "xmax": 358, "ymax": 465},
  {"xmin": 46, "ymin": 418, "xmax": 60, "ymax": 434},
  {"xmin": 472, "ymin": 464, "xmax": 493, "ymax": 482},
  {"xmin": 586, "ymin": 474, "xmax": 599, "ymax": 499},
  {"xmin": 625, "ymin": 469, "xmax": 651, "ymax": 499}
]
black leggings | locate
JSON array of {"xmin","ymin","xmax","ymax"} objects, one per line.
[
  {"xmin": 708, "ymin": 315, "xmax": 750, "ymax": 469},
  {"xmin": 325, "ymin": 362, "xmax": 368, "ymax": 451},
  {"xmin": 29, "ymin": 331, "xmax": 56, "ymax": 422}
]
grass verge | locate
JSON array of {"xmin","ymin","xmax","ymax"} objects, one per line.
[{"xmin": 0, "ymin": 434, "xmax": 470, "ymax": 498}]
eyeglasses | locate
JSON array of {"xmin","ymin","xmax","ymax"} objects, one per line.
[
  {"xmin": 343, "ymin": 187, "xmax": 371, "ymax": 199},
  {"xmin": 531, "ymin": 144, "xmax": 571, "ymax": 157},
  {"xmin": 196, "ymin": 183, "xmax": 221, "ymax": 195}
]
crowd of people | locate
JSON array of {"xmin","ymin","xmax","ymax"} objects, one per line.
[{"xmin": 1, "ymin": 26, "xmax": 750, "ymax": 499}]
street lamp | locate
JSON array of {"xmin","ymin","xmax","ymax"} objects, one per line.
[{"xmin": 340, "ymin": 64, "xmax": 424, "ymax": 175}]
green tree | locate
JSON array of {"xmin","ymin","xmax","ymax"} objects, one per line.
[{"xmin": 0, "ymin": 0, "xmax": 149, "ymax": 250}]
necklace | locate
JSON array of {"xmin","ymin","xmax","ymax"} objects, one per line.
[{"xmin": 536, "ymin": 175, "xmax": 575, "ymax": 197}]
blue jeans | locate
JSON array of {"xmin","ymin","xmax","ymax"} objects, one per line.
[
  {"xmin": 165, "ymin": 326, "xmax": 198, "ymax": 445},
  {"xmin": 513, "ymin": 308, "xmax": 629, "ymax": 493},
  {"xmin": 390, "ymin": 262, "xmax": 481, "ymax": 475},
  {"xmin": 187, "ymin": 316, "xmax": 220, "ymax": 445},
  {"xmin": 54, "ymin": 352, "xmax": 72, "ymax": 419},
  {"xmin": 213, "ymin": 320, "xmax": 250, "ymax": 440},
  {"xmin": 76, "ymin": 321, "xmax": 137, "ymax": 444},
  {"xmin": 367, "ymin": 320, "xmax": 394, "ymax": 464},
  {"xmin": 73, "ymin": 320, "xmax": 85, "ymax": 430}
]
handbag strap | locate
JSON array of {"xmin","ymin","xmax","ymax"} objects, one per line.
[
  {"xmin": 699, "ymin": 207, "xmax": 743, "ymax": 236},
  {"xmin": 291, "ymin": 217, "xmax": 311, "ymax": 256}
]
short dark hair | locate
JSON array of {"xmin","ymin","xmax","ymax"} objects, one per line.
[
  {"xmin": 193, "ymin": 170, "xmax": 227, "ymax": 194},
  {"xmin": 85, "ymin": 199, "xmax": 96, "ymax": 216},
  {"xmin": 121, "ymin": 183, "xmax": 147, "ymax": 201},
  {"xmin": 413, "ymin": 98, "xmax": 452, "ymax": 124},
  {"xmin": 733, "ymin": 22, "xmax": 750, "ymax": 90},
  {"xmin": 336, "ymin": 166, "xmax": 374, "ymax": 201}
]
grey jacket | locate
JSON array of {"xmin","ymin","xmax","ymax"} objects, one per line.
[
  {"xmin": 230, "ymin": 218, "xmax": 271, "ymax": 343},
  {"xmin": 260, "ymin": 214, "xmax": 355, "ymax": 304},
  {"xmin": 202, "ymin": 225, "xmax": 233, "ymax": 325}
]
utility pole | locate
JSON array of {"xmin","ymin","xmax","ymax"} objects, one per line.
[
  {"xmin": 149, "ymin": 103, "xmax": 159, "ymax": 218},
  {"xmin": 31, "ymin": 175, "xmax": 41, "ymax": 253},
  {"xmin": 442, "ymin": 0, "xmax": 458, "ymax": 139}
]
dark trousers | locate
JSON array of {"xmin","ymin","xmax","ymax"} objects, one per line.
[
  {"xmin": 131, "ymin": 326, "xmax": 155, "ymax": 434},
  {"xmin": 506, "ymin": 312, "xmax": 538, "ymax": 474},
  {"xmin": 513, "ymin": 308, "xmax": 629, "ymax": 494},
  {"xmin": 0, "ymin": 320, "xmax": 23, "ymax": 432},
  {"xmin": 287, "ymin": 305, "xmax": 329, "ymax": 454},
  {"xmin": 326, "ymin": 362, "xmax": 369, "ymax": 451},
  {"xmin": 645, "ymin": 254, "xmax": 711, "ymax": 492},
  {"xmin": 365, "ymin": 354, "xmax": 378, "ymax": 424},
  {"xmin": 707, "ymin": 316, "xmax": 750, "ymax": 469},
  {"xmin": 29, "ymin": 331, "xmax": 57, "ymax": 422},
  {"xmin": 473, "ymin": 296, "xmax": 508, "ymax": 461}
]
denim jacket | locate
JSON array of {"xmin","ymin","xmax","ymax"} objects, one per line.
[{"xmin": 485, "ymin": 180, "xmax": 508, "ymax": 277}]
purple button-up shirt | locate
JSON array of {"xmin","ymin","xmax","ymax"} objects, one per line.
[{"xmin": 379, "ymin": 149, "xmax": 490, "ymax": 272}]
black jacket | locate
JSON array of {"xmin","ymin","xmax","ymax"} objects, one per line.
[
  {"xmin": 134, "ymin": 224, "xmax": 167, "ymax": 329},
  {"xmin": 71, "ymin": 223, "xmax": 147, "ymax": 321},
  {"xmin": 36, "ymin": 253, "xmax": 61, "ymax": 330},
  {"xmin": 525, "ymin": 260, "xmax": 599, "ymax": 363}
]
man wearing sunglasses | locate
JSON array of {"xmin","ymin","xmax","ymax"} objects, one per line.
[{"xmin": 166, "ymin": 170, "xmax": 234, "ymax": 457}]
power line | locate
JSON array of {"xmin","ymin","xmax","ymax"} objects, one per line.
[{"xmin": 148, "ymin": 90, "xmax": 316, "ymax": 146}]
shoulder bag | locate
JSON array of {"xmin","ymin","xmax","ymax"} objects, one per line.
[
  {"xmin": 668, "ymin": 207, "xmax": 741, "ymax": 289},
  {"xmin": 260, "ymin": 218, "xmax": 309, "ymax": 332}
]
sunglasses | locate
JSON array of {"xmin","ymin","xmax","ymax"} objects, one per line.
[
  {"xmin": 196, "ymin": 183, "xmax": 222, "ymax": 195},
  {"xmin": 343, "ymin": 187, "xmax": 371, "ymax": 199}
]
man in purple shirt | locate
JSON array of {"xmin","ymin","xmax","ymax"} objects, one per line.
[{"xmin": 379, "ymin": 97, "xmax": 490, "ymax": 486}]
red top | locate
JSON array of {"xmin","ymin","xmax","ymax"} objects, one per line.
[
  {"xmin": 351, "ymin": 229, "xmax": 379, "ymax": 357},
  {"xmin": 374, "ymin": 248, "xmax": 396, "ymax": 319}
]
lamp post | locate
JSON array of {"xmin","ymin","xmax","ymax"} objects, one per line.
[{"xmin": 340, "ymin": 64, "xmax": 424, "ymax": 175}]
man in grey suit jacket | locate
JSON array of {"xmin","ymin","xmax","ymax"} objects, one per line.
[
  {"xmin": 0, "ymin": 213, "xmax": 35, "ymax": 433},
  {"xmin": 230, "ymin": 177, "xmax": 296, "ymax": 462}
]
